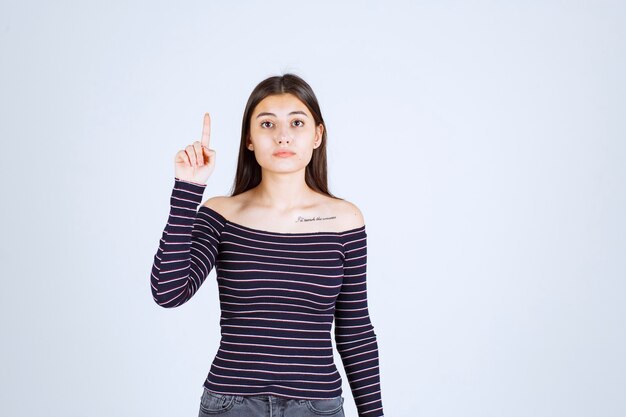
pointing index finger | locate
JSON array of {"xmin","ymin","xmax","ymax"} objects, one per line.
[{"xmin": 201, "ymin": 112, "xmax": 211, "ymax": 147}]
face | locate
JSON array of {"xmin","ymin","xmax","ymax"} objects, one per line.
[{"xmin": 248, "ymin": 93, "xmax": 324, "ymax": 174}]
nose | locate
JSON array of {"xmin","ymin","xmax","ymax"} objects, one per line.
[{"xmin": 276, "ymin": 125, "xmax": 292, "ymax": 144}]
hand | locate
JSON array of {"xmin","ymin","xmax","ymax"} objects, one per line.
[{"xmin": 174, "ymin": 113, "xmax": 216, "ymax": 185}]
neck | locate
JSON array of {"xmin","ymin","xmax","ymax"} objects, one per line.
[{"xmin": 253, "ymin": 169, "xmax": 315, "ymax": 211}]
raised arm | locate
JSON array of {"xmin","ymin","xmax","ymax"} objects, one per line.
[{"xmin": 150, "ymin": 178, "xmax": 224, "ymax": 308}]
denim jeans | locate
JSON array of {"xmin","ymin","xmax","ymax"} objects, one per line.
[{"xmin": 198, "ymin": 387, "xmax": 345, "ymax": 417}]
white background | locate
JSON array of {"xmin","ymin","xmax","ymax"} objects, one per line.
[{"xmin": 1, "ymin": 1, "xmax": 625, "ymax": 416}]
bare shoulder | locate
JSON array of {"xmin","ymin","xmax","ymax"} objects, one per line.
[
  {"xmin": 201, "ymin": 195, "xmax": 236, "ymax": 216},
  {"xmin": 202, "ymin": 195, "xmax": 224, "ymax": 209},
  {"xmin": 201, "ymin": 192, "xmax": 364, "ymax": 233},
  {"xmin": 332, "ymin": 198, "xmax": 365, "ymax": 231}
]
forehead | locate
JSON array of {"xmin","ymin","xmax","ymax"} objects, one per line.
[{"xmin": 253, "ymin": 93, "xmax": 309, "ymax": 115}]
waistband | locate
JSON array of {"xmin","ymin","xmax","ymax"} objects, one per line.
[{"xmin": 204, "ymin": 388, "xmax": 312, "ymax": 404}]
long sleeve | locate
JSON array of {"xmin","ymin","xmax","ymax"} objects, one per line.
[
  {"xmin": 150, "ymin": 177, "xmax": 224, "ymax": 308},
  {"xmin": 334, "ymin": 227, "xmax": 384, "ymax": 417}
]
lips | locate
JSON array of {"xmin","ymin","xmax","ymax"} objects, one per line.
[{"xmin": 273, "ymin": 150, "xmax": 295, "ymax": 157}]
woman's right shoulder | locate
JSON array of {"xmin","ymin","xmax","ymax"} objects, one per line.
[
  {"xmin": 201, "ymin": 195, "xmax": 242, "ymax": 220},
  {"xmin": 202, "ymin": 196, "xmax": 230, "ymax": 212}
]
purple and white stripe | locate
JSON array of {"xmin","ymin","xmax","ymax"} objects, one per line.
[{"xmin": 151, "ymin": 178, "xmax": 384, "ymax": 417}]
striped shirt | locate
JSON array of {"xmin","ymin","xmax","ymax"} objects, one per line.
[{"xmin": 151, "ymin": 178, "xmax": 385, "ymax": 417}]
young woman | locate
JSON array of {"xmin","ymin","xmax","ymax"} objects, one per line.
[{"xmin": 151, "ymin": 74, "xmax": 384, "ymax": 417}]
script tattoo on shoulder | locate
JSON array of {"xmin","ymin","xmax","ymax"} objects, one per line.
[{"xmin": 295, "ymin": 215, "xmax": 337, "ymax": 223}]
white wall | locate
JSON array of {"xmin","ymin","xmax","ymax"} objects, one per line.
[{"xmin": 1, "ymin": 1, "xmax": 625, "ymax": 416}]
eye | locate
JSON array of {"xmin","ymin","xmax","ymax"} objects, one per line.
[
  {"xmin": 292, "ymin": 119, "xmax": 304, "ymax": 127},
  {"xmin": 260, "ymin": 120, "xmax": 274, "ymax": 128}
]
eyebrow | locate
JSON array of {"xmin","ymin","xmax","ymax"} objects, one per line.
[{"xmin": 256, "ymin": 111, "xmax": 309, "ymax": 118}]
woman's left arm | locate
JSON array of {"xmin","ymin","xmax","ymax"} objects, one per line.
[{"xmin": 334, "ymin": 226, "xmax": 385, "ymax": 417}]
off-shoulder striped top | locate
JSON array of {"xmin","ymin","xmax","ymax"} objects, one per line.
[{"xmin": 150, "ymin": 178, "xmax": 384, "ymax": 417}]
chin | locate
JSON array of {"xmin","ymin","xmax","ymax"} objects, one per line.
[{"xmin": 260, "ymin": 164, "xmax": 307, "ymax": 174}]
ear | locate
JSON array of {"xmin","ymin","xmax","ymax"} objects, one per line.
[
  {"xmin": 247, "ymin": 135, "xmax": 254, "ymax": 150},
  {"xmin": 314, "ymin": 124, "xmax": 324, "ymax": 148}
]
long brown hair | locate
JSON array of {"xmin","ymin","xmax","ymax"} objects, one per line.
[{"xmin": 229, "ymin": 73, "xmax": 338, "ymax": 199}]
